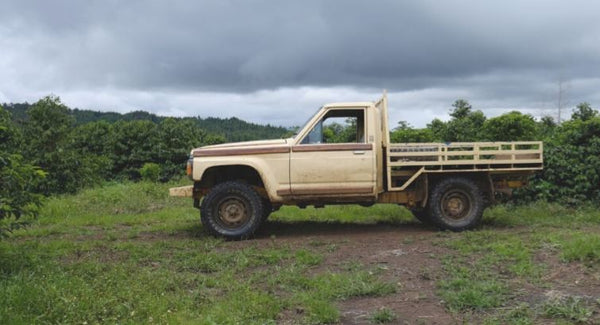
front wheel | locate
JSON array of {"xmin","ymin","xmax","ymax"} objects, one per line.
[
  {"xmin": 200, "ymin": 181, "xmax": 264, "ymax": 240},
  {"xmin": 427, "ymin": 177, "xmax": 484, "ymax": 231}
]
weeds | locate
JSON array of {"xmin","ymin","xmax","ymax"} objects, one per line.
[
  {"xmin": 438, "ymin": 257, "xmax": 508, "ymax": 311},
  {"xmin": 369, "ymin": 307, "xmax": 396, "ymax": 323},
  {"xmin": 543, "ymin": 296, "xmax": 593, "ymax": 323},
  {"xmin": 482, "ymin": 303, "xmax": 533, "ymax": 325},
  {"xmin": 560, "ymin": 233, "xmax": 600, "ymax": 263}
]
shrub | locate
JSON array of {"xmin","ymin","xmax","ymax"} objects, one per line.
[
  {"xmin": 139, "ymin": 163, "xmax": 161, "ymax": 182},
  {"xmin": 0, "ymin": 106, "xmax": 46, "ymax": 237}
]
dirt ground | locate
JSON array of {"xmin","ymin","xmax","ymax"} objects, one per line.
[
  {"xmin": 247, "ymin": 222, "xmax": 457, "ymax": 324},
  {"xmin": 223, "ymin": 221, "xmax": 600, "ymax": 324}
]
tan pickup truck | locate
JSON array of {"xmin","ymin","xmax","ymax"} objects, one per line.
[{"xmin": 171, "ymin": 93, "xmax": 543, "ymax": 239}]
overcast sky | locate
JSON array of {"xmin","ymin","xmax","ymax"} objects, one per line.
[{"xmin": 1, "ymin": 0, "xmax": 599, "ymax": 127}]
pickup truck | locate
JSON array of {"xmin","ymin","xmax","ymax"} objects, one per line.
[{"xmin": 170, "ymin": 93, "xmax": 543, "ymax": 239}]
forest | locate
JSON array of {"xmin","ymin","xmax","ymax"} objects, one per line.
[{"xmin": 1, "ymin": 95, "xmax": 599, "ymax": 227}]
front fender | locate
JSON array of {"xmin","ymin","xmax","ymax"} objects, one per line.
[{"xmin": 193, "ymin": 154, "xmax": 289, "ymax": 201}]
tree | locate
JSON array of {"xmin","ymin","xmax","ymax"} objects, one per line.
[
  {"xmin": 0, "ymin": 104, "xmax": 22, "ymax": 152},
  {"xmin": 527, "ymin": 116, "xmax": 600, "ymax": 204},
  {"xmin": 154, "ymin": 118, "xmax": 224, "ymax": 180},
  {"xmin": 22, "ymin": 96, "xmax": 73, "ymax": 155},
  {"xmin": 69, "ymin": 121, "xmax": 113, "ymax": 180},
  {"xmin": 537, "ymin": 116, "xmax": 557, "ymax": 139},
  {"xmin": 0, "ymin": 105, "xmax": 45, "ymax": 236},
  {"xmin": 109, "ymin": 120, "xmax": 158, "ymax": 180},
  {"xmin": 70, "ymin": 120, "xmax": 113, "ymax": 155},
  {"xmin": 22, "ymin": 96, "xmax": 97, "ymax": 194},
  {"xmin": 427, "ymin": 118, "xmax": 447, "ymax": 142},
  {"xmin": 482, "ymin": 111, "xmax": 537, "ymax": 141},
  {"xmin": 433, "ymin": 99, "xmax": 486, "ymax": 142},
  {"xmin": 450, "ymin": 99, "xmax": 472, "ymax": 119},
  {"xmin": 390, "ymin": 121, "xmax": 435, "ymax": 143},
  {"xmin": 0, "ymin": 154, "xmax": 46, "ymax": 220},
  {"xmin": 571, "ymin": 102, "xmax": 597, "ymax": 121}
]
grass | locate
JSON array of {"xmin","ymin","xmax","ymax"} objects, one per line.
[
  {"xmin": 438, "ymin": 203, "xmax": 600, "ymax": 324},
  {"xmin": 1, "ymin": 182, "xmax": 600, "ymax": 324},
  {"xmin": 0, "ymin": 181, "xmax": 396, "ymax": 324},
  {"xmin": 271, "ymin": 203, "xmax": 414, "ymax": 224},
  {"xmin": 560, "ymin": 233, "xmax": 600, "ymax": 263},
  {"xmin": 483, "ymin": 201, "xmax": 600, "ymax": 228},
  {"xmin": 438, "ymin": 257, "xmax": 508, "ymax": 312},
  {"xmin": 543, "ymin": 296, "xmax": 593, "ymax": 323},
  {"xmin": 369, "ymin": 307, "xmax": 396, "ymax": 323}
]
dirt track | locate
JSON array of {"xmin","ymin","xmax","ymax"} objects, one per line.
[
  {"xmin": 221, "ymin": 221, "xmax": 600, "ymax": 324},
  {"xmin": 238, "ymin": 222, "xmax": 457, "ymax": 324}
]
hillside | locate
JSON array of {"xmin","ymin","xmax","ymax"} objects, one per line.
[{"xmin": 2, "ymin": 102, "xmax": 289, "ymax": 142}]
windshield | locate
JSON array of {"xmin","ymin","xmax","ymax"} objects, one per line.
[{"xmin": 293, "ymin": 106, "xmax": 322, "ymax": 139}]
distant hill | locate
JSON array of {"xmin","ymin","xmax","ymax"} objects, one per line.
[
  {"xmin": 195, "ymin": 116, "xmax": 290, "ymax": 142},
  {"xmin": 2, "ymin": 102, "xmax": 289, "ymax": 142}
]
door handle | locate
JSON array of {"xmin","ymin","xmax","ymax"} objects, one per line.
[{"xmin": 353, "ymin": 150, "xmax": 365, "ymax": 155}]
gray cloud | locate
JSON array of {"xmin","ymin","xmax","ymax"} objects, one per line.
[{"xmin": 1, "ymin": 0, "xmax": 599, "ymax": 127}]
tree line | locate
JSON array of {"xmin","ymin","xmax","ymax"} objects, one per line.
[{"xmin": 3, "ymin": 102, "xmax": 289, "ymax": 142}]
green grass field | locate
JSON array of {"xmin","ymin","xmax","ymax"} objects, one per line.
[{"xmin": 1, "ymin": 181, "xmax": 599, "ymax": 324}]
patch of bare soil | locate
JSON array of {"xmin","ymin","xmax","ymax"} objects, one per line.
[
  {"xmin": 536, "ymin": 250, "xmax": 600, "ymax": 298},
  {"xmin": 60, "ymin": 245, "xmax": 131, "ymax": 265},
  {"xmin": 252, "ymin": 221, "xmax": 458, "ymax": 324}
]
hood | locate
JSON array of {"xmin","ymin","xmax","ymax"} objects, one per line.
[{"xmin": 197, "ymin": 139, "xmax": 288, "ymax": 150}]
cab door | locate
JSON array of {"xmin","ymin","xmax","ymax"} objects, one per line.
[{"xmin": 289, "ymin": 108, "xmax": 375, "ymax": 197}]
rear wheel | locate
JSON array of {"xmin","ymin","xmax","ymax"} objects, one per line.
[
  {"xmin": 427, "ymin": 177, "xmax": 484, "ymax": 231},
  {"xmin": 200, "ymin": 181, "xmax": 264, "ymax": 240}
]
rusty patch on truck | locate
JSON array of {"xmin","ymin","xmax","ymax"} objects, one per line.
[
  {"xmin": 193, "ymin": 147, "xmax": 290, "ymax": 157},
  {"xmin": 277, "ymin": 189, "xmax": 292, "ymax": 196},
  {"xmin": 291, "ymin": 143, "xmax": 372, "ymax": 152},
  {"xmin": 277, "ymin": 187, "xmax": 373, "ymax": 196},
  {"xmin": 291, "ymin": 186, "xmax": 373, "ymax": 195}
]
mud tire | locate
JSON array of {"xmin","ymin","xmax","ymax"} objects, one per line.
[
  {"xmin": 200, "ymin": 181, "xmax": 263, "ymax": 240},
  {"xmin": 427, "ymin": 177, "xmax": 484, "ymax": 232}
]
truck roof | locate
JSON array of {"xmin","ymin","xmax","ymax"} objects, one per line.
[{"xmin": 323, "ymin": 101, "xmax": 374, "ymax": 108}]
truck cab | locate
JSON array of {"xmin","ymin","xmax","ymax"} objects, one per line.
[{"xmin": 171, "ymin": 93, "xmax": 543, "ymax": 239}]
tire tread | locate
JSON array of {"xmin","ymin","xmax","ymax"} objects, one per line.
[
  {"xmin": 200, "ymin": 181, "xmax": 263, "ymax": 240},
  {"xmin": 427, "ymin": 177, "xmax": 484, "ymax": 232}
]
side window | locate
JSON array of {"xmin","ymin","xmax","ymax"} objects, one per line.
[
  {"xmin": 301, "ymin": 109, "xmax": 365, "ymax": 144},
  {"xmin": 301, "ymin": 120, "xmax": 322, "ymax": 144}
]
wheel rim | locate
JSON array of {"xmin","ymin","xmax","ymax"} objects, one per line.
[
  {"xmin": 440, "ymin": 189, "xmax": 472, "ymax": 221},
  {"xmin": 217, "ymin": 196, "xmax": 250, "ymax": 229}
]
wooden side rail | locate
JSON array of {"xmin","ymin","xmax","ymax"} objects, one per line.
[
  {"xmin": 385, "ymin": 141, "xmax": 543, "ymax": 191},
  {"xmin": 387, "ymin": 141, "xmax": 543, "ymax": 167}
]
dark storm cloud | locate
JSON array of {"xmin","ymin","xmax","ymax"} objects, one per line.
[
  {"xmin": 1, "ymin": 0, "xmax": 599, "ymax": 126},
  {"xmin": 2, "ymin": 0, "xmax": 599, "ymax": 92}
]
